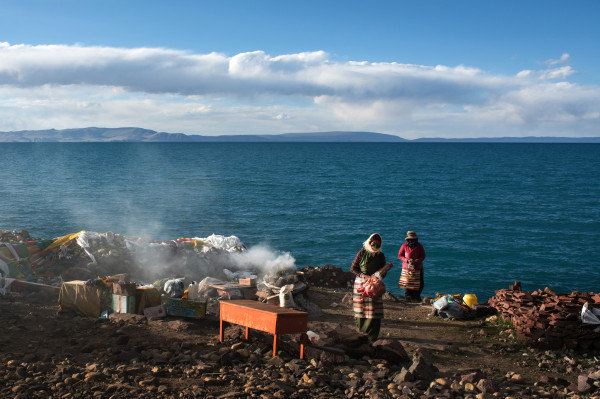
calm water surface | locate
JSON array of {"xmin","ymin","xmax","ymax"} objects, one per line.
[{"xmin": 0, "ymin": 142, "xmax": 599, "ymax": 298}]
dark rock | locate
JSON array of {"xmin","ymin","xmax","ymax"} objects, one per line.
[
  {"xmin": 298, "ymin": 265, "xmax": 354, "ymax": 288},
  {"xmin": 476, "ymin": 378, "xmax": 496, "ymax": 393},
  {"xmin": 407, "ymin": 350, "xmax": 439, "ymax": 383},
  {"xmin": 108, "ymin": 314, "xmax": 146, "ymax": 324},
  {"xmin": 588, "ymin": 370, "xmax": 600, "ymax": 380},
  {"xmin": 460, "ymin": 371, "xmax": 483, "ymax": 384},
  {"xmin": 371, "ymin": 339, "xmax": 409, "ymax": 364},
  {"xmin": 577, "ymin": 374, "xmax": 592, "ymax": 393},
  {"xmin": 392, "ymin": 367, "xmax": 413, "ymax": 383},
  {"xmin": 473, "ymin": 305, "xmax": 498, "ymax": 318},
  {"xmin": 166, "ymin": 320, "xmax": 192, "ymax": 331},
  {"xmin": 307, "ymin": 322, "xmax": 370, "ymax": 358},
  {"xmin": 216, "ymin": 392, "xmax": 245, "ymax": 399},
  {"xmin": 304, "ymin": 345, "xmax": 346, "ymax": 364}
]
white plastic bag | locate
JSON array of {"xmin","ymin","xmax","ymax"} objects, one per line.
[
  {"xmin": 279, "ymin": 284, "xmax": 295, "ymax": 308},
  {"xmin": 433, "ymin": 295, "xmax": 449, "ymax": 310},
  {"xmin": 164, "ymin": 278, "xmax": 186, "ymax": 298},
  {"xmin": 306, "ymin": 331, "xmax": 320, "ymax": 344},
  {"xmin": 581, "ymin": 302, "xmax": 600, "ymax": 325},
  {"xmin": 0, "ymin": 259, "xmax": 9, "ymax": 278},
  {"xmin": 188, "ymin": 277, "xmax": 225, "ymax": 300},
  {"xmin": 0, "ymin": 277, "xmax": 14, "ymax": 296}
]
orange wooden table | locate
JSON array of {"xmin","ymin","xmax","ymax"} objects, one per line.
[{"xmin": 219, "ymin": 300, "xmax": 308, "ymax": 358}]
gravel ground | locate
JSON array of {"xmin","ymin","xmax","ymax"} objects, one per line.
[{"xmin": 2, "ymin": 287, "xmax": 600, "ymax": 398}]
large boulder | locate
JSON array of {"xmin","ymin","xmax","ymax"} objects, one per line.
[
  {"xmin": 392, "ymin": 367, "xmax": 414, "ymax": 383},
  {"xmin": 371, "ymin": 339, "xmax": 409, "ymax": 364},
  {"xmin": 407, "ymin": 349, "xmax": 439, "ymax": 383},
  {"xmin": 305, "ymin": 322, "xmax": 371, "ymax": 359}
]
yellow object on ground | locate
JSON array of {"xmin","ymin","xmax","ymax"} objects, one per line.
[
  {"xmin": 463, "ymin": 293, "xmax": 478, "ymax": 308},
  {"xmin": 58, "ymin": 280, "xmax": 109, "ymax": 317},
  {"xmin": 45, "ymin": 231, "xmax": 83, "ymax": 253}
]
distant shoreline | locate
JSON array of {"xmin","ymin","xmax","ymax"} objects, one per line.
[{"xmin": 1, "ymin": 127, "xmax": 599, "ymax": 143}]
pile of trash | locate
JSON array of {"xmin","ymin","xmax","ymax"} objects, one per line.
[
  {"xmin": 0, "ymin": 229, "xmax": 33, "ymax": 243},
  {"xmin": 0, "ymin": 230, "xmax": 260, "ymax": 284},
  {"xmin": 429, "ymin": 293, "xmax": 496, "ymax": 320},
  {"xmin": 1, "ymin": 228, "xmax": 333, "ymax": 319},
  {"xmin": 258, "ymin": 268, "xmax": 323, "ymax": 317},
  {"xmin": 489, "ymin": 285, "xmax": 600, "ymax": 349},
  {"xmin": 56, "ymin": 273, "xmax": 208, "ymax": 321}
]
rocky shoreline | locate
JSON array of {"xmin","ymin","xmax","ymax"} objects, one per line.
[
  {"xmin": 2, "ymin": 229, "xmax": 600, "ymax": 398},
  {"xmin": 3, "ymin": 283, "xmax": 600, "ymax": 399}
]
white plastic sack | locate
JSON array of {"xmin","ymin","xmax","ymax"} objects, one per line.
[
  {"xmin": 439, "ymin": 301, "xmax": 466, "ymax": 319},
  {"xmin": 188, "ymin": 277, "xmax": 226, "ymax": 300},
  {"xmin": 306, "ymin": 331, "xmax": 320, "ymax": 344},
  {"xmin": 433, "ymin": 295, "xmax": 449, "ymax": 310},
  {"xmin": 0, "ymin": 259, "xmax": 9, "ymax": 277},
  {"xmin": 190, "ymin": 234, "xmax": 245, "ymax": 253},
  {"xmin": 581, "ymin": 302, "xmax": 600, "ymax": 325},
  {"xmin": 75, "ymin": 231, "xmax": 98, "ymax": 264},
  {"xmin": 0, "ymin": 277, "xmax": 14, "ymax": 296},
  {"xmin": 279, "ymin": 284, "xmax": 295, "ymax": 308},
  {"xmin": 164, "ymin": 278, "xmax": 186, "ymax": 298}
]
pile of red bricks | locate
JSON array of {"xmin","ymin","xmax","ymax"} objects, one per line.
[{"xmin": 489, "ymin": 287, "xmax": 600, "ymax": 349}]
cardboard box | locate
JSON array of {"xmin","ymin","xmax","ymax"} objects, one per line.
[
  {"xmin": 59, "ymin": 280, "xmax": 109, "ymax": 317},
  {"xmin": 164, "ymin": 298, "xmax": 206, "ymax": 318},
  {"xmin": 143, "ymin": 305, "xmax": 166, "ymax": 320},
  {"xmin": 211, "ymin": 284, "xmax": 243, "ymax": 299},
  {"xmin": 239, "ymin": 277, "xmax": 257, "ymax": 287},
  {"xmin": 112, "ymin": 294, "xmax": 136, "ymax": 314},
  {"xmin": 113, "ymin": 282, "xmax": 137, "ymax": 296}
]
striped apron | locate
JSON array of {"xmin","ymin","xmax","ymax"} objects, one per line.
[
  {"xmin": 399, "ymin": 266, "xmax": 422, "ymax": 291},
  {"xmin": 352, "ymin": 275, "xmax": 384, "ymax": 319}
]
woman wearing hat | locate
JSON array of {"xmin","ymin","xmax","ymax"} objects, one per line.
[
  {"xmin": 350, "ymin": 233, "xmax": 392, "ymax": 340},
  {"xmin": 398, "ymin": 231, "xmax": 426, "ymax": 301}
]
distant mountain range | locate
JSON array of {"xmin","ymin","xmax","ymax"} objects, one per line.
[{"xmin": 0, "ymin": 127, "xmax": 598, "ymax": 143}]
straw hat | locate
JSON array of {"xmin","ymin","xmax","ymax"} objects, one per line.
[{"xmin": 405, "ymin": 231, "xmax": 418, "ymax": 240}]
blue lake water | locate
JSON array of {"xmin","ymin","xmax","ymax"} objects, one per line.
[{"xmin": 0, "ymin": 142, "xmax": 599, "ymax": 298}]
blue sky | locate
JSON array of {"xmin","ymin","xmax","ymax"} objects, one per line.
[{"xmin": 0, "ymin": 0, "xmax": 599, "ymax": 137}]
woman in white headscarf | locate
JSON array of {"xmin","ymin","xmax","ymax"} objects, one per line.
[{"xmin": 350, "ymin": 233, "xmax": 391, "ymax": 340}]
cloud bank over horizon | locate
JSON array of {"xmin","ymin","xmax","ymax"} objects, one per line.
[{"xmin": 0, "ymin": 42, "xmax": 598, "ymax": 138}]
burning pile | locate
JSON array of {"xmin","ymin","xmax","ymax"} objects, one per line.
[
  {"xmin": 489, "ymin": 286, "xmax": 600, "ymax": 349},
  {"xmin": 1, "ymin": 230, "xmax": 262, "ymax": 284}
]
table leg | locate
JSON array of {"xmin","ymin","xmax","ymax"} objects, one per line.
[
  {"xmin": 244, "ymin": 326, "xmax": 249, "ymax": 341},
  {"xmin": 299, "ymin": 333, "xmax": 307, "ymax": 360},
  {"xmin": 219, "ymin": 318, "xmax": 224, "ymax": 342},
  {"xmin": 272, "ymin": 334, "xmax": 278, "ymax": 357}
]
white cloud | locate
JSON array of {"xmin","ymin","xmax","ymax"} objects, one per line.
[
  {"xmin": 0, "ymin": 42, "xmax": 514, "ymax": 102},
  {"xmin": 0, "ymin": 42, "xmax": 598, "ymax": 137},
  {"xmin": 273, "ymin": 113, "xmax": 290, "ymax": 120},
  {"xmin": 539, "ymin": 65, "xmax": 575, "ymax": 80},
  {"xmin": 547, "ymin": 52, "xmax": 571, "ymax": 66}
]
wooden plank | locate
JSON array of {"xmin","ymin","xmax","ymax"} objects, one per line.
[{"xmin": 221, "ymin": 299, "xmax": 307, "ymax": 315}]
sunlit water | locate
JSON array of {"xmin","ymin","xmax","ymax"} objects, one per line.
[{"xmin": 1, "ymin": 142, "xmax": 599, "ymax": 299}]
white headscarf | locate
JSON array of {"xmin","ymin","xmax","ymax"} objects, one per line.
[{"xmin": 363, "ymin": 233, "xmax": 382, "ymax": 254}]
